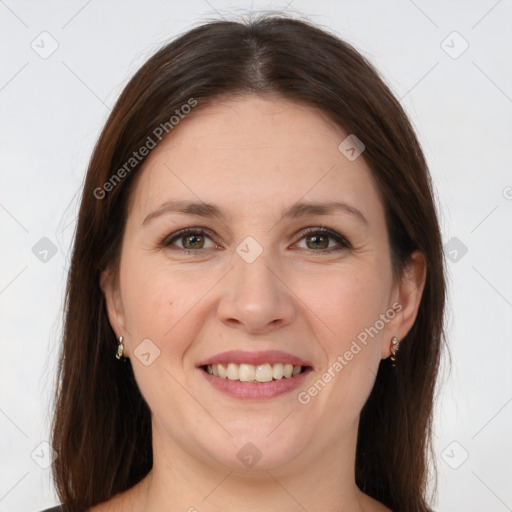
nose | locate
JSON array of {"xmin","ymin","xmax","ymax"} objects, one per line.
[{"xmin": 216, "ymin": 249, "xmax": 297, "ymax": 335}]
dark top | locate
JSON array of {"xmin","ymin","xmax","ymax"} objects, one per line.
[{"xmin": 39, "ymin": 507, "xmax": 65, "ymax": 512}]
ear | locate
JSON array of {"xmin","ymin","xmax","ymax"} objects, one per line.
[
  {"xmin": 381, "ymin": 250, "xmax": 427, "ymax": 358},
  {"xmin": 100, "ymin": 267, "xmax": 127, "ymax": 341}
]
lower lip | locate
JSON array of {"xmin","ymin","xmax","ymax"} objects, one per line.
[{"xmin": 200, "ymin": 368, "xmax": 312, "ymax": 400}]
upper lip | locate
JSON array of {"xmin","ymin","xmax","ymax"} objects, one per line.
[{"xmin": 197, "ymin": 350, "xmax": 312, "ymax": 368}]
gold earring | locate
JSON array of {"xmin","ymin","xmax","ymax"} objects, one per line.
[
  {"xmin": 116, "ymin": 335, "xmax": 124, "ymax": 360},
  {"xmin": 390, "ymin": 336, "xmax": 400, "ymax": 366}
]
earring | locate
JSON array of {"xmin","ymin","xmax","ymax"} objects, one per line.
[
  {"xmin": 116, "ymin": 335, "xmax": 125, "ymax": 360},
  {"xmin": 390, "ymin": 336, "xmax": 400, "ymax": 366}
]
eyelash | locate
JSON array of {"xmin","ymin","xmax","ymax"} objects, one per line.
[{"xmin": 160, "ymin": 226, "xmax": 351, "ymax": 255}]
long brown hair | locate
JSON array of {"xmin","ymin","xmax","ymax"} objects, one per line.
[{"xmin": 50, "ymin": 14, "xmax": 446, "ymax": 511}]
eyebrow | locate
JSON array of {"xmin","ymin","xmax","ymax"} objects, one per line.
[{"xmin": 142, "ymin": 199, "xmax": 368, "ymax": 226}]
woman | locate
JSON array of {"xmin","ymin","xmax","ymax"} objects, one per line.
[{"xmin": 43, "ymin": 13, "xmax": 446, "ymax": 512}]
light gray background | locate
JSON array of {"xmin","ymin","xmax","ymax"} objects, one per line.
[{"xmin": 1, "ymin": 1, "xmax": 511, "ymax": 511}]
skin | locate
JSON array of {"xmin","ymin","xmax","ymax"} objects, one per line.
[{"xmin": 96, "ymin": 94, "xmax": 426, "ymax": 512}]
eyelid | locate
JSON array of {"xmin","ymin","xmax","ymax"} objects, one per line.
[
  {"xmin": 160, "ymin": 227, "xmax": 219, "ymax": 250},
  {"xmin": 295, "ymin": 226, "xmax": 352, "ymax": 250}
]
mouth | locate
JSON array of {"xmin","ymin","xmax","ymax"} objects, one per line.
[
  {"xmin": 200, "ymin": 362, "xmax": 310, "ymax": 383},
  {"xmin": 197, "ymin": 350, "xmax": 313, "ymax": 399}
]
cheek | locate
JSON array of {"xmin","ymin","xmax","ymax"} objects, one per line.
[
  {"xmin": 122, "ymin": 263, "xmax": 172, "ymax": 331},
  {"xmin": 120, "ymin": 256, "xmax": 221, "ymax": 364},
  {"xmin": 310, "ymin": 264, "xmax": 390, "ymax": 349},
  {"xmin": 302, "ymin": 263, "xmax": 389, "ymax": 402},
  {"xmin": 119, "ymin": 260, "xmax": 201, "ymax": 410},
  {"xmin": 119, "ymin": 256, "xmax": 190, "ymax": 349}
]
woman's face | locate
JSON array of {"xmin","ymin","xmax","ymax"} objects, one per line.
[{"xmin": 102, "ymin": 95, "xmax": 424, "ymax": 474}]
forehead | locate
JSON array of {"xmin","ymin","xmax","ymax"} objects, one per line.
[{"xmin": 127, "ymin": 95, "xmax": 385, "ymax": 226}]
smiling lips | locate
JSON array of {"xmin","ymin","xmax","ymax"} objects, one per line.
[{"xmin": 197, "ymin": 349, "xmax": 312, "ymax": 395}]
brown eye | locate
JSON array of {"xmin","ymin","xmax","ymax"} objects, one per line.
[
  {"xmin": 181, "ymin": 233, "xmax": 205, "ymax": 250},
  {"xmin": 305, "ymin": 233, "xmax": 329, "ymax": 250},
  {"xmin": 163, "ymin": 228, "xmax": 217, "ymax": 253},
  {"xmin": 295, "ymin": 227, "xmax": 351, "ymax": 253}
]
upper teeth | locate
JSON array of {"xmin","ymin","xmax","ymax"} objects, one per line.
[{"xmin": 206, "ymin": 363, "xmax": 303, "ymax": 382}]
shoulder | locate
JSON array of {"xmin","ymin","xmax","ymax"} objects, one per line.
[{"xmin": 38, "ymin": 507, "xmax": 66, "ymax": 512}]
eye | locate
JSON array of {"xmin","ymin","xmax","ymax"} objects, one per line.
[
  {"xmin": 161, "ymin": 226, "xmax": 351, "ymax": 255},
  {"xmin": 293, "ymin": 227, "xmax": 351, "ymax": 253},
  {"xmin": 162, "ymin": 228, "xmax": 219, "ymax": 254}
]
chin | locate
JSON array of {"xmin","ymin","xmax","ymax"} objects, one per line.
[{"xmin": 197, "ymin": 423, "xmax": 312, "ymax": 473}]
